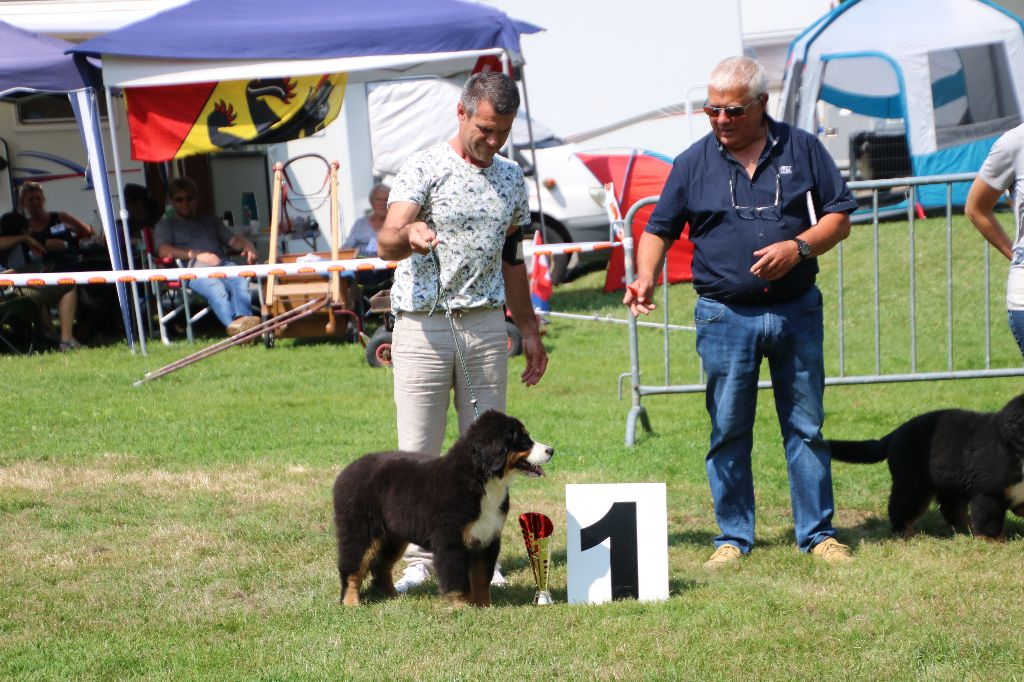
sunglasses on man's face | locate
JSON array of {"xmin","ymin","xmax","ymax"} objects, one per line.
[{"xmin": 703, "ymin": 99, "xmax": 760, "ymax": 118}]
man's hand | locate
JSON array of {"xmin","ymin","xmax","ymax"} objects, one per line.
[
  {"xmin": 519, "ymin": 331, "xmax": 547, "ymax": 386},
  {"xmin": 194, "ymin": 251, "xmax": 221, "ymax": 266},
  {"xmin": 408, "ymin": 222, "xmax": 439, "ymax": 255},
  {"xmin": 750, "ymin": 240, "xmax": 800, "ymax": 281},
  {"xmin": 624, "ymin": 276, "xmax": 657, "ymax": 316},
  {"xmin": 241, "ymin": 242, "xmax": 258, "ymax": 264}
]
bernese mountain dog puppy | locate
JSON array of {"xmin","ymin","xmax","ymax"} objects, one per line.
[
  {"xmin": 332, "ymin": 410, "xmax": 553, "ymax": 607},
  {"xmin": 828, "ymin": 394, "xmax": 1024, "ymax": 539}
]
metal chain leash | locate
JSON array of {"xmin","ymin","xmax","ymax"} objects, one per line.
[{"xmin": 428, "ymin": 242, "xmax": 480, "ymax": 421}]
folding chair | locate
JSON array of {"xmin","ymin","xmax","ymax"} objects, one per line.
[{"xmin": 141, "ymin": 226, "xmax": 212, "ymax": 344}]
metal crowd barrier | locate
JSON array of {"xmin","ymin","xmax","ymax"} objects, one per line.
[{"xmin": 622, "ymin": 172, "xmax": 1024, "ymax": 446}]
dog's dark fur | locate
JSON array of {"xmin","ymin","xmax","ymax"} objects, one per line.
[
  {"xmin": 332, "ymin": 410, "xmax": 553, "ymax": 607},
  {"xmin": 828, "ymin": 394, "xmax": 1024, "ymax": 539}
]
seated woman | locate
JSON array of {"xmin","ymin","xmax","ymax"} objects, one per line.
[
  {"xmin": 19, "ymin": 181, "xmax": 97, "ymax": 271},
  {"xmin": 0, "ymin": 211, "xmax": 83, "ymax": 351},
  {"xmin": 342, "ymin": 183, "xmax": 392, "ymax": 291}
]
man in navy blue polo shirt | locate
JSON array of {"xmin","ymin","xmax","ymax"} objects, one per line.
[{"xmin": 625, "ymin": 56, "xmax": 857, "ymax": 568}]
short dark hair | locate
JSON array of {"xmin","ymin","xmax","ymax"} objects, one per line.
[
  {"xmin": 168, "ymin": 177, "xmax": 198, "ymax": 198},
  {"xmin": 123, "ymin": 183, "xmax": 149, "ymax": 203},
  {"xmin": 0, "ymin": 211, "xmax": 28, "ymax": 236},
  {"xmin": 461, "ymin": 72, "xmax": 520, "ymax": 116}
]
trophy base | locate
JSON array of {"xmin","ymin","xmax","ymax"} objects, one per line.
[{"xmin": 533, "ymin": 590, "xmax": 553, "ymax": 606}]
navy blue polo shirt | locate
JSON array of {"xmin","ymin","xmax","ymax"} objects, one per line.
[{"xmin": 646, "ymin": 117, "xmax": 856, "ymax": 303}]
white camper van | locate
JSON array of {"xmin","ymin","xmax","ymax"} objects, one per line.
[
  {"xmin": 0, "ymin": 0, "xmax": 182, "ymax": 223},
  {"xmin": 0, "ymin": 93, "xmax": 144, "ymax": 222}
]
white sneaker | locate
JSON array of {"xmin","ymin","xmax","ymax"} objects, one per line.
[
  {"xmin": 490, "ymin": 567, "xmax": 508, "ymax": 587},
  {"xmin": 394, "ymin": 564, "xmax": 432, "ymax": 593}
]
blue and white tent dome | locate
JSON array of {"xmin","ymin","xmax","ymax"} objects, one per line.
[{"xmin": 779, "ymin": 0, "xmax": 1024, "ymax": 206}]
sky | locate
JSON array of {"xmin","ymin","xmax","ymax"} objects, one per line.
[{"xmin": 480, "ymin": 0, "xmax": 832, "ymax": 156}]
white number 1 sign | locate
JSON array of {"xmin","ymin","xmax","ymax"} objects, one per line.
[{"xmin": 565, "ymin": 483, "xmax": 669, "ymax": 604}]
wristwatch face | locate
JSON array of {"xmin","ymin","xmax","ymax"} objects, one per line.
[{"xmin": 796, "ymin": 239, "xmax": 811, "ymax": 260}]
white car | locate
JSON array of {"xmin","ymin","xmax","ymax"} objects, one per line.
[{"xmin": 509, "ymin": 118, "xmax": 611, "ymax": 282}]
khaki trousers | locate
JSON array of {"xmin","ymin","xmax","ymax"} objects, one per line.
[{"xmin": 392, "ymin": 307, "xmax": 508, "ymax": 570}]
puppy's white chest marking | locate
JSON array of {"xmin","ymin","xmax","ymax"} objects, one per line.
[
  {"xmin": 1007, "ymin": 464, "xmax": 1024, "ymax": 507},
  {"xmin": 464, "ymin": 478, "xmax": 509, "ymax": 547}
]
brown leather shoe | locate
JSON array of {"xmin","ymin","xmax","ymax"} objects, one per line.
[
  {"xmin": 810, "ymin": 537, "xmax": 853, "ymax": 563},
  {"xmin": 703, "ymin": 543, "xmax": 742, "ymax": 569},
  {"xmin": 227, "ymin": 315, "xmax": 261, "ymax": 337}
]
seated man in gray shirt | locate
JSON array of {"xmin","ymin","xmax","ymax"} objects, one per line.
[{"xmin": 154, "ymin": 177, "xmax": 260, "ymax": 336}]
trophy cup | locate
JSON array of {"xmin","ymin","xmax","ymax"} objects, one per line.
[{"xmin": 518, "ymin": 512, "xmax": 554, "ymax": 605}]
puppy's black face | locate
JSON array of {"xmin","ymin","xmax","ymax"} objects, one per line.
[
  {"xmin": 471, "ymin": 410, "xmax": 554, "ymax": 479},
  {"xmin": 998, "ymin": 393, "xmax": 1024, "ymax": 450}
]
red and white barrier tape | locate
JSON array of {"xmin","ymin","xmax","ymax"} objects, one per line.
[{"xmin": 0, "ymin": 241, "xmax": 619, "ymax": 287}]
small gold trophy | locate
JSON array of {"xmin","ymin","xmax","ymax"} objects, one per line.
[{"xmin": 519, "ymin": 512, "xmax": 554, "ymax": 605}]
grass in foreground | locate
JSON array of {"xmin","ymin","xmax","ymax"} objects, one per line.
[{"xmin": 3, "ymin": 226, "xmax": 1024, "ymax": 680}]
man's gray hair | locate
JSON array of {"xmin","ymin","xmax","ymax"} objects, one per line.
[
  {"xmin": 460, "ymin": 71, "xmax": 520, "ymax": 116},
  {"xmin": 709, "ymin": 56, "xmax": 768, "ymax": 101},
  {"xmin": 368, "ymin": 182, "xmax": 390, "ymax": 200}
]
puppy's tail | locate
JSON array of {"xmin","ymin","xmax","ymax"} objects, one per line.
[{"xmin": 827, "ymin": 438, "xmax": 888, "ymax": 464}]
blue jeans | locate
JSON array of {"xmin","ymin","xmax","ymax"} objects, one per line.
[
  {"xmin": 188, "ymin": 275, "xmax": 253, "ymax": 328},
  {"xmin": 695, "ymin": 285, "xmax": 835, "ymax": 553},
  {"xmin": 1009, "ymin": 310, "xmax": 1024, "ymax": 358}
]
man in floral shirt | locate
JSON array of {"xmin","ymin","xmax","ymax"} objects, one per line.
[{"xmin": 378, "ymin": 71, "xmax": 548, "ymax": 592}]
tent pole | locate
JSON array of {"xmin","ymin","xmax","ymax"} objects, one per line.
[
  {"xmin": 104, "ymin": 85, "xmax": 149, "ymax": 355},
  {"xmin": 515, "ymin": 59, "xmax": 549, "ymax": 247}
]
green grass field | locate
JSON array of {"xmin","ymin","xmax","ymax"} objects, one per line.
[{"xmin": 2, "ymin": 213, "xmax": 1024, "ymax": 681}]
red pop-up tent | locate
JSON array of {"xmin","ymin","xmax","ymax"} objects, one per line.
[{"xmin": 577, "ymin": 151, "xmax": 693, "ymax": 293}]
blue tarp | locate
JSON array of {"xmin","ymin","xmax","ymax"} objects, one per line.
[
  {"xmin": 0, "ymin": 20, "xmax": 89, "ymax": 96},
  {"xmin": 70, "ymin": 0, "xmax": 541, "ymax": 61}
]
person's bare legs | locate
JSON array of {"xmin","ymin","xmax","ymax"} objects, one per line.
[{"xmin": 57, "ymin": 288, "xmax": 77, "ymax": 342}]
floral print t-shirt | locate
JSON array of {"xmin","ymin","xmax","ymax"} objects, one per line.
[{"xmin": 388, "ymin": 141, "xmax": 530, "ymax": 312}]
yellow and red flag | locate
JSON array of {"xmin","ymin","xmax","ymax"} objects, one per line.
[{"xmin": 124, "ymin": 73, "xmax": 346, "ymax": 161}]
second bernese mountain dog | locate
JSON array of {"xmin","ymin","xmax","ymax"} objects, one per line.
[
  {"xmin": 829, "ymin": 394, "xmax": 1024, "ymax": 539},
  {"xmin": 333, "ymin": 410, "xmax": 553, "ymax": 607}
]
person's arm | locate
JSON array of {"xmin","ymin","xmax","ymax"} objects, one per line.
[
  {"xmin": 157, "ymin": 241, "xmax": 200, "ymax": 263},
  {"xmin": 502, "ymin": 246, "xmax": 547, "ymax": 386},
  {"xmin": 227, "ymin": 234, "xmax": 259, "ymax": 264},
  {"xmin": 624, "ymin": 231, "xmax": 673, "ymax": 316},
  {"xmin": 965, "ymin": 176, "xmax": 1014, "ymax": 260},
  {"xmin": 57, "ymin": 211, "xmax": 93, "ymax": 238},
  {"xmin": 0, "ymin": 234, "xmax": 45, "ymax": 257},
  {"xmin": 750, "ymin": 210, "xmax": 851, "ymax": 281},
  {"xmin": 154, "ymin": 224, "xmax": 193, "ymax": 262},
  {"xmin": 377, "ymin": 201, "xmax": 433, "ymax": 260}
]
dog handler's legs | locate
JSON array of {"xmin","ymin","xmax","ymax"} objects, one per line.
[
  {"xmin": 392, "ymin": 311, "xmax": 456, "ymax": 455},
  {"xmin": 392, "ymin": 311, "xmax": 458, "ymax": 584},
  {"xmin": 453, "ymin": 308, "xmax": 508, "ymax": 433},
  {"xmin": 766, "ymin": 287, "xmax": 836, "ymax": 553},
  {"xmin": 452, "ymin": 308, "xmax": 509, "ymax": 586},
  {"xmin": 696, "ymin": 296, "xmax": 760, "ymax": 555}
]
